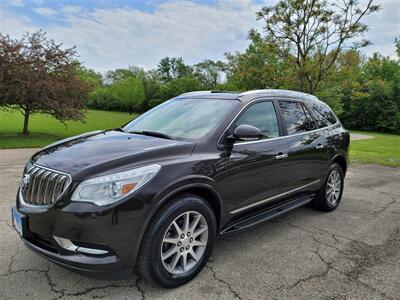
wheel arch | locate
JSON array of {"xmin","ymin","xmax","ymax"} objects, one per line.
[
  {"xmin": 332, "ymin": 154, "xmax": 348, "ymax": 175},
  {"xmin": 132, "ymin": 177, "xmax": 224, "ymax": 267}
]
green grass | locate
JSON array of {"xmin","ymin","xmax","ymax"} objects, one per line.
[
  {"xmin": 350, "ymin": 131, "xmax": 400, "ymax": 167},
  {"xmin": 0, "ymin": 109, "xmax": 137, "ymax": 148}
]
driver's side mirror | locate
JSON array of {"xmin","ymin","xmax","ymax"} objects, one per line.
[{"xmin": 232, "ymin": 124, "xmax": 264, "ymax": 141}]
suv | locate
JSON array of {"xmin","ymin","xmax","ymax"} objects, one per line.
[{"xmin": 12, "ymin": 89, "xmax": 349, "ymax": 288}]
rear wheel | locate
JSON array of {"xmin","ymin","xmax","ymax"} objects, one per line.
[
  {"xmin": 312, "ymin": 163, "xmax": 344, "ymax": 211},
  {"xmin": 137, "ymin": 193, "xmax": 216, "ymax": 288}
]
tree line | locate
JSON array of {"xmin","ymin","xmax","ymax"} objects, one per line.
[{"xmin": 1, "ymin": 0, "xmax": 400, "ymax": 134}]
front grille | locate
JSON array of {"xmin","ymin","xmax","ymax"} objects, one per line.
[{"xmin": 21, "ymin": 165, "xmax": 71, "ymax": 206}]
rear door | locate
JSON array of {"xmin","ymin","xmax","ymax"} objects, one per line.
[
  {"xmin": 305, "ymin": 100, "xmax": 343, "ymax": 169},
  {"xmin": 276, "ymin": 99, "xmax": 324, "ymax": 192}
]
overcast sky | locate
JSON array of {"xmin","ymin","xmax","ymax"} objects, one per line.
[{"xmin": 1, "ymin": 0, "xmax": 399, "ymax": 72}]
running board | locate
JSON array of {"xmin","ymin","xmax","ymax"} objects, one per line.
[{"xmin": 220, "ymin": 195, "xmax": 314, "ymax": 235}]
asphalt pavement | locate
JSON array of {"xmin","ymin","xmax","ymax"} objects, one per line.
[{"xmin": 1, "ymin": 148, "xmax": 399, "ymax": 299}]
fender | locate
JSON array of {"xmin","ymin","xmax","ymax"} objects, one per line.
[
  {"xmin": 331, "ymin": 152, "xmax": 348, "ymax": 174},
  {"xmin": 130, "ymin": 175, "xmax": 225, "ymax": 267}
]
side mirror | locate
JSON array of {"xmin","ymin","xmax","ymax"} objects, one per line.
[{"xmin": 233, "ymin": 124, "xmax": 264, "ymax": 141}]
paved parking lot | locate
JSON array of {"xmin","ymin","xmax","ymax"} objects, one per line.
[{"xmin": 1, "ymin": 148, "xmax": 400, "ymax": 299}]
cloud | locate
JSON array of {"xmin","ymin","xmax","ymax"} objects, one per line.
[
  {"xmin": 0, "ymin": 0, "xmax": 399, "ymax": 72},
  {"xmin": 33, "ymin": 7, "xmax": 58, "ymax": 17},
  {"xmin": 5, "ymin": 0, "xmax": 25, "ymax": 7},
  {"xmin": 0, "ymin": 8, "xmax": 35, "ymax": 37},
  {"xmin": 362, "ymin": 0, "xmax": 400, "ymax": 57},
  {"xmin": 62, "ymin": 5, "xmax": 83, "ymax": 15},
  {"xmin": 45, "ymin": 0, "xmax": 262, "ymax": 71}
]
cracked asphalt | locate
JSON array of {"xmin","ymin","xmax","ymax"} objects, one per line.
[{"xmin": 1, "ymin": 148, "xmax": 400, "ymax": 299}]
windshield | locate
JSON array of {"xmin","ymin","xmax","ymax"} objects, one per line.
[{"xmin": 123, "ymin": 98, "xmax": 237, "ymax": 140}]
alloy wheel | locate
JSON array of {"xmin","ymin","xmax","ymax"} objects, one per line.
[
  {"xmin": 326, "ymin": 169, "xmax": 342, "ymax": 206},
  {"xmin": 160, "ymin": 211, "xmax": 208, "ymax": 275}
]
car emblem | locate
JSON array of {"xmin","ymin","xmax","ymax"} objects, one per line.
[{"xmin": 21, "ymin": 174, "xmax": 31, "ymax": 191}]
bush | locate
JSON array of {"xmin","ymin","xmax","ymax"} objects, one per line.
[{"xmin": 87, "ymin": 77, "xmax": 145, "ymax": 114}]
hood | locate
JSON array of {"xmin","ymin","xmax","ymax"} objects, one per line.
[{"xmin": 32, "ymin": 130, "xmax": 195, "ymax": 180}]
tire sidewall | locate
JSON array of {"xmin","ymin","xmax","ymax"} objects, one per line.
[
  {"xmin": 324, "ymin": 163, "xmax": 344, "ymax": 210},
  {"xmin": 147, "ymin": 196, "xmax": 216, "ymax": 288}
]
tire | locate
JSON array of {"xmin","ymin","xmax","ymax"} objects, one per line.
[
  {"xmin": 137, "ymin": 193, "xmax": 217, "ymax": 288},
  {"xmin": 312, "ymin": 163, "xmax": 344, "ymax": 212}
]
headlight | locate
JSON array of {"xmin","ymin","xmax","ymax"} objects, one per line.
[{"xmin": 71, "ymin": 164, "xmax": 161, "ymax": 206}]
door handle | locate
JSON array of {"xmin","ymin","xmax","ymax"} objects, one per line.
[
  {"xmin": 316, "ymin": 144, "xmax": 325, "ymax": 150},
  {"xmin": 275, "ymin": 153, "xmax": 288, "ymax": 160}
]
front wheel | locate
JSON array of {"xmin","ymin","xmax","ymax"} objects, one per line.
[
  {"xmin": 312, "ymin": 163, "xmax": 344, "ymax": 211},
  {"xmin": 137, "ymin": 193, "xmax": 216, "ymax": 288}
]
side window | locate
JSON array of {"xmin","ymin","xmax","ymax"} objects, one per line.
[
  {"xmin": 235, "ymin": 101, "xmax": 279, "ymax": 140},
  {"xmin": 301, "ymin": 103, "xmax": 317, "ymax": 130},
  {"xmin": 278, "ymin": 101, "xmax": 314, "ymax": 135},
  {"xmin": 308, "ymin": 102, "xmax": 337, "ymax": 127}
]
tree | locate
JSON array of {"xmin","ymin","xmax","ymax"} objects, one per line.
[
  {"xmin": 0, "ymin": 31, "xmax": 89, "ymax": 134},
  {"xmin": 74, "ymin": 63, "xmax": 103, "ymax": 91},
  {"xmin": 256, "ymin": 0, "xmax": 380, "ymax": 93},
  {"xmin": 194, "ymin": 59, "xmax": 225, "ymax": 88},
  {"xmin": 225, "ymin": 31, "xmax": 296, "ymax": 90},
  {"xmin": 159, "ymin": 77, "xmax": 201, "ymax": 100},
  {"xmin": 88, "ymin": 77, "xmax": 145, "ymax": 114},
  {"xmin": 109, "ymin": 77, "xmax": 145, "ymax": 114},
  {"xmin": 157, "ymin": 57, "xmax": 193, "ymax": 82},
  {"xmin": 338, "ymin": 53, "xmax": 400, "ymax": 132},
  {"xmin": 105, "ymin": 68, "xmax": 136, "ymax": 85},
  {"xmin": 395, "ymin": 36, "xmax": 400, "ymax": 59}
]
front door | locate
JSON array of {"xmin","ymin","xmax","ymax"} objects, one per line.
[{"xmin": 216, "ymin": 100, "xmax": 292, "ymax": 216}]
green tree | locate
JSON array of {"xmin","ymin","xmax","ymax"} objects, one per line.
[
  {"xmin": 194, "ymin": 59, "xmax": 225, "ymax": 88},
  {"xmin": 395, "ymin": 37, "xmax": 400, "ymax": 59},
  {"xmin": 105, "ymin": 68, "xmax": 136, "ymax": 85},
  {"xmin": 109, "ymin": 77, "xmax": 145, "ymax": 114},
  {"xmin": 256, "ymin": 0, "xmax": 380, "ymax": 93},
  {"xmin": 340, "ymin": 53, "xmax": 400, "ymax": 132},
  {"xmin": 159, "ymin": 77, "xmax": 201, "ymax": 100},
  {"xmin": 74, "ymin": 63, "xmax": 103, "ymax": 92},
  {"xmin": 225, "ymin": 31, "xmax": 296, "ymax": 90},
  {"xmin": 157, "ymin": 57, "xmax": 193, "ymax": 82}
]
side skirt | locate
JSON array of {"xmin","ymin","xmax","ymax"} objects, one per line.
[{"xmin": 219, "ymin": 194, "xmax": 314, "ymax": 235}]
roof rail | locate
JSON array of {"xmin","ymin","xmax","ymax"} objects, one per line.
[
  {"xmin": 179, "ymin": 91, "xmax": 212, "ymax": 96},
  {"xmin": 210, "ymin": 90, "xmax": 238, "ymax": 94},
  {"xmin": 179, "ymin": 90, "xmax": 239, "ymax": 97},
  {"xmin": 239, "ymin": 89, "xmax": 319, "ymax": 100}
]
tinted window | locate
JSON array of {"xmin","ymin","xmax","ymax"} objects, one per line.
[
  {"xmin": 236, "ymin": 101, "xmax": 279, "ymax": 139},
  {"xmin": 278, "ymin": 101, "xmax": 315, "ymax": 135},
  {"xmin": 308, "ymin": 102, "xmax": 337, "ymax": 127},
  {"xmin": 302, "ymin": 104, "xmax": 317, "ymax": 130}
]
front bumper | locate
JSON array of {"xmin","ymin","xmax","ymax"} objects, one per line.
[{"xmin": 14, "ymin": 189, "xmax": 151, "ymax": 278}]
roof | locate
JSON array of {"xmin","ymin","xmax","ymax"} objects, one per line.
[{"xmin": 176, "ymin": 89, "xmax": 319, "ymax": 103}]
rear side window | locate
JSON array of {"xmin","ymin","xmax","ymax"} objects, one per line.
[
  {"xmin": 308, "ymin": 102, "xmax": 337, "ymax": 127},
  {"xmin": 302, "ymin": 104, "xmax": 317, "ymax": 130},
  {"xmin": 278, "ymin": 101, "xmax": 315, "ymax": 135},
  {"xmin": 236, "ymin": 101, "xmax": 279, "ymax": 139}
]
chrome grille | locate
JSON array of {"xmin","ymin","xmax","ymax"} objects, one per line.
[{"xmin": 21, "ymin": 165, "xmax": 71, "ymax": 206}]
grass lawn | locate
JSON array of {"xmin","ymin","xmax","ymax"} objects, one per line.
[
  {"xmin": 0, "ymin": 109, "xmax": 137, "ymax": 148},
  {"xmin": 350, "ymin": 131, "xmax": 400, "ymax": 167}
]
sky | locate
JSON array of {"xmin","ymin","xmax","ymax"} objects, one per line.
[{"xmin": 0, "ymin": 0, "xmax": 399, "ymax": 72}]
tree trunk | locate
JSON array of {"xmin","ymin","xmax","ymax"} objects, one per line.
[{"xmin": 22, "ymin": 109, "xmax": 30, "ymax": 135}]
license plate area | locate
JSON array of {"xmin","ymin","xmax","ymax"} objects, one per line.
[{"xmin": 12, "ymin": 207, "xmax": 27, "ymax": 237}]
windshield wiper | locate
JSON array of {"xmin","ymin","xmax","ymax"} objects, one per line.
[
  {"xmin": 129, "ymin": 130, "xmax": 173, "ymax": 140},
  {"xmin": 114, "ymin": 127, "xmax": 126, "ymax": 132}
]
